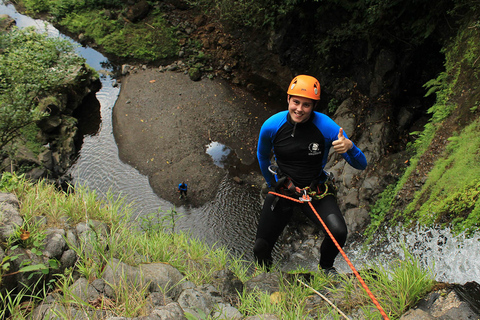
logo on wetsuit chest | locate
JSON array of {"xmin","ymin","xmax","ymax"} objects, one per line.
[{"xmin": 308, "ymin": 143, "xmax": 322, "ymax": 156}]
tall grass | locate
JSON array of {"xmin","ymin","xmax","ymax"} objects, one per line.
[{"xmin": 0, "ymin": 173, "xmax": 435, "ymax": 319}]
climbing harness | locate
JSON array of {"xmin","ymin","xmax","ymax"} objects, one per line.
[
  {"xmin": 267, "ymin": 189, "xmax": 391, "ymax": 320},
  {"xmin": 268, "ymin": 165, "xmax": 337, "ymax": 201}
]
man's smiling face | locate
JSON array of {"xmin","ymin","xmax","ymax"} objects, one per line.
[{"xmin": 287, "ymin": 95, "xmax": 314, "ymax": 123}]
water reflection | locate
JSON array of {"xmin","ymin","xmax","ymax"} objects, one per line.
[{"xmin": 206, "ymin": 141, "xmax": 231, "ymax": 168}]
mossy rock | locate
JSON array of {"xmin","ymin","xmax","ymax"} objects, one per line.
[{"xmin": 188, "ymin": 67, "xmax": 202, "ymax": 81}]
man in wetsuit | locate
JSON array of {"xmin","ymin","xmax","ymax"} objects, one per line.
[
  {"xmin": 255, "ymin": 75, "xmax": 367, "ymax": 276},
  {"xmin": 178, "ymin": 182, "xmax": 187, "ymax": 199}
]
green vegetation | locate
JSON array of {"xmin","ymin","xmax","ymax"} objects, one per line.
[
  {"xmin": 366, "ymin": 13, "xmax": 480, "ymax": 236},
  {"xmin": 0, "ymin": 26, "xmax": 85, "ymax": 154},
  {"xmin": 0, "ymin": 173, "xmax": 435, "ymax": 319},
  {"xmin": 18, "ymin": 0, "xmax": 470, "ymax": 68},
  {"xmin": 185, "ymin": 0, "xmax": 293, "ymax": 29},
  {"xmin": 404, "ymin": 121, "xmax": 480, "ymax": 233},
  {"xmin": 60, "ymin": 9, "xmax": 178, "ymax": 61},
  {"xmin": 20, "ymin": 0, "xmax": 178, "ymax": 61}
]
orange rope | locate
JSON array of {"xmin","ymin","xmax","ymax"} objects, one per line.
[{"xmin": 268, "ymin": 191, "xmax": 390, "ymax": 320}]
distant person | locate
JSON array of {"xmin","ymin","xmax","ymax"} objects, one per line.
[
  {"xmin": 178, "ymin": 182, "xmax": 188, "ymax": 199},
  {"xmin": 255, "ymin": 75, "xmax": 367, "ymax": 276}
]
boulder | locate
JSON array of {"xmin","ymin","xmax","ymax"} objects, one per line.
[
  {"xmin": 0, "ymin": 193, "xmax": 23, "ymax": 242},
  {"xmin": 124, "ymin": 0, "xmax": 150, "ymax": 22}
]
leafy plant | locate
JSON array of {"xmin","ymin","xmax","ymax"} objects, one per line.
[
  {"xmin": 58, "ymin": 9, "xmax": 178, "ymax": 61},
  {"xmin": 139, "ymin": 206, "xmax": 184, "ymax": 236},
  {"xmin": 0, "ymin": 26, "xmax": 85, "ymax": 153},
  {"xmin": 0, "ymin": 172, "xmax": 27, "ymax": 192},
  {"xmin": 327, "ymin": 98, "xmax": 339, "ymax": 114}
]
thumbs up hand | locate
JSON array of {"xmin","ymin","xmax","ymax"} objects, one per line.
[{"xmin": 332, "ymin": 128, "xmax": 353, "ymax": 154}]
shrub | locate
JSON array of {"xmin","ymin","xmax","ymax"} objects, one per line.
[{"xmin": 0, "ymin": 27, "xmax": 85, "ymax": 153}]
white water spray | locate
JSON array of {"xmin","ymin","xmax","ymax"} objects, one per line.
[{"xmin": 340, "ymin": 226, "xmax": 480, "ymax": 285}]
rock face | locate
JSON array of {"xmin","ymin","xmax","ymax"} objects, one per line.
[
  {"xmin": 35, "ymin": 65, "xmax": 101, "ymax": 185},
  {"xmin": 0, "ymin": 14, "xmax": 15, "ymax": 31}
]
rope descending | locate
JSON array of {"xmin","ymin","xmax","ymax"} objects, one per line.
[{"xmin": 267, "ymin": 190, "xmax": 390, "ymax": 320}]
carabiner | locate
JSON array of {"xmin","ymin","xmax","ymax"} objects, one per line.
[
  {"xmin": 268, "ymin": 165, "xmax": 279, "ymax": 175},
  {"xmin": 299, "ymin": 189, "xmax": 312, "ymax": 202}
]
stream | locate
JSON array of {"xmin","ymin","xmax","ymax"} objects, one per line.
[{"xmin": 2, "ymin": 2, "xmax": 480, "ymax": 286}]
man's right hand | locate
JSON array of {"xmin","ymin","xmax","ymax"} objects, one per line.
[{"xmin": 261, "ymin": 182, "xmax": 273, "ymax": 198}]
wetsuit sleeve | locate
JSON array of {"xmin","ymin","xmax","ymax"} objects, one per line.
[
  {"xmin": 342, "ymin": 142, "xmax": 367, "ymax": 170},
  {"xmin": 257, "ymin": 121, "xmax": 275, "ymax": 187}
]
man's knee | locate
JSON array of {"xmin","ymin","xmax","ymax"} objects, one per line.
[{"xmin": 327, "ymin": 224, "xmax": 348, "ymax": 246}]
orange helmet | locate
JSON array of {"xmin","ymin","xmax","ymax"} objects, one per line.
[{"xmin": 287, "ymin": 75, "xmax": 321, "ymax": 100}]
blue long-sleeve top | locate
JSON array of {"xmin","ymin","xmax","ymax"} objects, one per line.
[{"xmin": 257, "ymin": 111, "xmax": 367, "ymax": 187}]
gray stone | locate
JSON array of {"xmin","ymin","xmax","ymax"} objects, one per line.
[
  {"xmin": 69, "ymin": 277, "xmax": 101, "ymax": 302},
  {"xmin": 122, "ymin": 64, "xmax": 132, "ymax": 75},
  {"xmin": 65, "ymin": 229, "xmax": 79, "ymax": 249},
  {"xmin": 60, "ymin": 249, "xmax": 77, "ymax": 270},
  {"xmin": 145, "ymin": 291, "xmax": 173, "ymax": 311},
  {"xmin": 0, "ymin": 194, "xmax": 23, "ymax": 241},
  {"xmin": 138, "ymin": 262, "xmax": 185, "ymax": 299},
  {"xmin": 0, "ymin": 193, "xmax": 19, "ymax": 208},
  {"xmin": 102, "ymin": 258, "xmax": 140, "ymax": 298},
  {"xmin": 342, "ymin": 189, "xmax": 359, "ymax": 208},
  {"xmin": 210, "ymin": 268, "xmax": 243, "ymax": 298},
  {"xmin": 25, "ymin": 167, "xmax": 46, "ymax": 180},
  {"xmin": 75, "ymin": 220, "xmax": 110, "ymax": 260},
  {"xmin": 151, "ymin": 302, "xmax": 186, "ymax": 320},
  {"xmin": 211, "ymin": 303, "xmax": 242, "ymax": 319},
  {"xmin": 344, "ymin": 207, "xmax": 370, "ymax": 232},
  {"xmin": 360, "ymin": 175, "xmax": 381, "ymax": 200},
  {"xmin": 90, "ymin": 278, "xmax": 106, "ymax": 293},
  {"xmin": 43, "ymin": 229, "xmax": 67, "ymax": 259},
  {"xmin": 38, "ymin": 149, "xmax": 54, "ymax": 170},
  {"xmin": 244, "ymin": 272, "xmax": 280, "ymax": 295},
  {"xmin": 333, "ymin": 98, "xmax": 356, "ymax": 137},
  {"xmin": 430, "ymin": 290, "xmax": 476, "ymax": 319},
  {"xmin": 177, "ymin": 287, "xmax": 213, "ymax": 318},
  {"xmin": 400, "ymin": 308, "xmax": 435, "ymax": 320}
]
